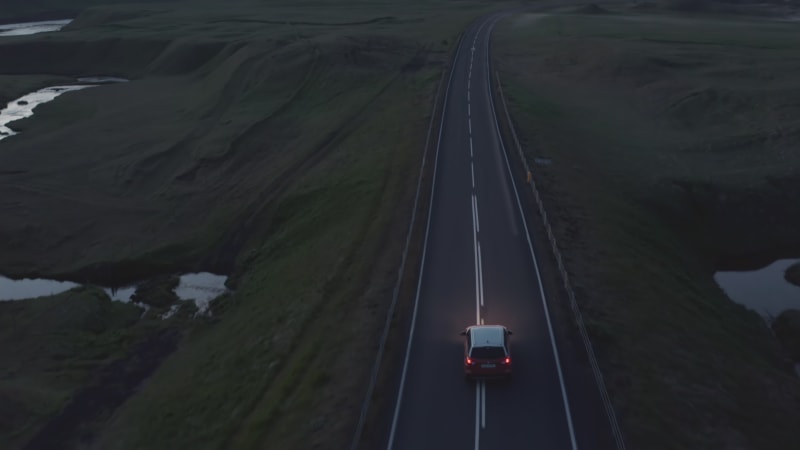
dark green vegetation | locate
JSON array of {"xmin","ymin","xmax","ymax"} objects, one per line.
[
  {"xmin": 0, "ymin": 75, "xmax": 74, "ymax": 105},
  {"xmin": 0, "ymin": 1, "xmax": 504, "ymax": 449},
  {"xmin": 0, "ymin": 286, "xmax": 173, "ymax": 450},
  {"xmin": 130, "ymin": 276, "xmax": 179, "ymax": 307},
  {"xmin": 495, "ymin": 7, "xmax": 800, "ymax": 449},
  {"xmin": 785, "ymin": 262, "xmax": 800, "ymax": 287},
  {"xmin": 773, "ymin": 310, "xmax": 800, "ymax": 362},
  {"xmin": 0, "ymin": 0, "xmax": 163, "ymax": 24}
]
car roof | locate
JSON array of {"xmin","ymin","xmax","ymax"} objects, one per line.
[{"xmin": 468, "ymin": 325, "xmax": 506, "ymax": 347}]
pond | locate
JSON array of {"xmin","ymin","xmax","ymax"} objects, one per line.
[
  {"xmin": 0, "ymin": 77, "xmax": 128, "ymax": 141},
  {"xmin": 0, "ymin": 272, "xmax": 230, "ymax": 315},
  {"xmin": 714, "ymin": 258, "xmax": 800, "ymax": 319},
  {"xmin": 0, "ymin": 20, "xmax": 71, "ymax": 37},
  {"xmin": 0, "ymin": 85, "xmax": 97, "ymax": 140}
]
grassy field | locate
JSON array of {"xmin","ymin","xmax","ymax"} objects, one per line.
[
  {"xmin": 0, "ymin": 1, "xmax": 506, "ymax": 449},
  {"xmin": 0, "ymin": 287, "xmax": 143, "ymax": 449},
  {"xmin": 0, "ymin": 0, "xmax": 173, "ymax": 24},
  {"xmin": 494, "ymin": 5, "xmax": 800, "ymax": 449}
]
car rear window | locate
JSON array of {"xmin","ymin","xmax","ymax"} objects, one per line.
[{"xmin": 470, "ymin": 346, "xmax": 505, "ymax": 359}]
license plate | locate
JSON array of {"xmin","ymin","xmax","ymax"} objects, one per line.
[{"xmin": 481, "ymin": 364, "xmax": 496, "ymax": 368}]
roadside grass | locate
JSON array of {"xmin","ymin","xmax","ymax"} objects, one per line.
[
  {"xmin": 495, "ymin": 8, "xmax": 800, "ymax": 449},
  {"xmin": 0, "ymin": 1, "xmax": 506, "ymax": 449}
]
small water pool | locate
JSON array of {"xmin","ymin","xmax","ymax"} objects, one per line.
[
  {"xmin": 0, "ymin": 20, "xmax": 71, "ymax": 37},
  {"xmin": 0, "ymin": 77, "xmax": 128, "ymax": 142},
  {"xmin": 714, "ymin": 258, "xmax": 800, "ymax": 318},
  {"xmin": 0, "ymin": 85, "xmax": 96, "ymax": 141},
  {"xmin": 0, "ymin": 272, "xmax": 230, "ymax": 316}
]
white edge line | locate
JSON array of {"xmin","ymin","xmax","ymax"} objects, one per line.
[
  {"xmin": 385, "ymin": 19, "xmax": 467, "ymax": 450},
  {"xmin": 469, "ymin": 119, "xmax": 472, "ymax": 135},
  {"xmin": 474, "ymin": 195, "xmax": 480, "ymax": 233},
  {"xmin": 485, "ymin": 16, "xmax": 580, "ymax": 450},
  {"xmin": 471, "ymin": 194, "xmax": 477, "ymax": 230},
  {"xmin": 470, "ymin": 136, "xmax": 474, "ymax": 158}
]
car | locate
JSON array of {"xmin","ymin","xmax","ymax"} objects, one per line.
[{"xmin": 460, "ymin": 324, "xmax": 513, "ymax": 379}]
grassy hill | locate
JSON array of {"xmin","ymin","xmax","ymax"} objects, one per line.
[
  {"xmin": 495, "ymin": 6, "xmax": 800, "ymax": 449},
  {"xmin": 0, "ymin": 1, "xmax": 505, "ymax": 449},
  {"xmin": 0, "ymin": 0, "xmax": 182, "ymax": 23}
]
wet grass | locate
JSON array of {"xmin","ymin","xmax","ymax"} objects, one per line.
[
  {"xmin": 0, "ymin": 1, "xmax": 506, "ymax": 449},
  {"xmin": 495, "ymin": 7, "xmax": 800, "ymax": 449}
]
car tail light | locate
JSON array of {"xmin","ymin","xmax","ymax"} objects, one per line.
[
  {"xmin": 504, "ymin": 357, "xmax": 511, "ymax": 364},
  {"xmin": 466, "ymin": 357, "xmax": 473, "ymax": 365}
]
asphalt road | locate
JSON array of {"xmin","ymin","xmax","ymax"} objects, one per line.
[{"xmin": 384, "ymin": 12, "xmax": 618, "ymax": 450}]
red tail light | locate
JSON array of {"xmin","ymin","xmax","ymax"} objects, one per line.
[
  {"xmin": 504, "ymin": 357, "xmax": 511, "ymax": 364},
  {"xmin": 466, "ymin": 357, "xmax": 473, "ymax": 365}
]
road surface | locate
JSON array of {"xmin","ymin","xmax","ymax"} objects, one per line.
[{"xmin": 385, "ymin": 12, "xmax": 618, "ymax": 450}]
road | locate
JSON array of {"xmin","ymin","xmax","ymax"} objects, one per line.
[{"xmin": 384, "ymin": 12, "xmax": 617, "ymax": 450}]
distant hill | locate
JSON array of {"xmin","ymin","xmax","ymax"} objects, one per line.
[{"xmin": 0, "ymin": 0, "xmax": 185, "ymax": 24}]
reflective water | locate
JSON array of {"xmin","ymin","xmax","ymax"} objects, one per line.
[
  {"xmin": 0, "ymin": 85, "xmax": 96, "ymax": 141},
  {"xmin": 77, "ymin": 77, "xmax": 129, "ymax": 84},
  {"xmin": 0, "ymin": 276, "xmax": 79, "ymax": 300},
  {"xmin": 714, "ymin": 258, "xmax": 800, "ymax": 318},
  {"xmin": 0, "ymin": 20, "xmax": 71, "ymax": 37},
  {"xmin": 160, "ymin": 304, "xmax": 182, "ymax": 320},
  {"xmin": 1, "ymin": 272, "xmax": 229, "ymax": 315},
  {"xmin": 175, "ymin": 272, "xmax": 228, "ymax": 314}
]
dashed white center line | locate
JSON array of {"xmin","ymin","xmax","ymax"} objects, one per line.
[
  {"xmin": 474, "ymin": 384, "xmax": 480, "ymax": 450},
  {"xmin": 471, "ymin": 192, "xmax": 483, "ymax": 324},
  {"xmin": 481, "ymin": 382, "xmax": 486, "ymax": 429},
  {"xmin": 472, "ymin": 237, "xmax": 480, "ymax": 324},
  {"xmin": 472, "ymin": 194, "xmax": 478, "ymax": 229},
  {"xmin": 470, "ymin": 19, "xmax": 494, "ymax": 450},
  {"xmin": 477, "ymin": 242, "xmax": 484, "ymax": 307},
  {"xmin": 471, "ymin": 161, "xmax": 475, "ymax": 187},
  {"xmin": 473, "ymin": 195, "xmax": 480, "ymax": 233}
]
